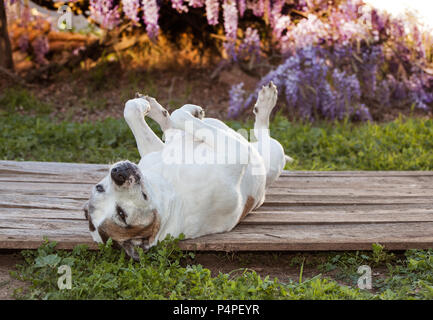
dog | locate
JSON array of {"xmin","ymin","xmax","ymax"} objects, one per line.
[{"xmin": 83, "ymin": 82, "xmax": 292, "ymax": 260}]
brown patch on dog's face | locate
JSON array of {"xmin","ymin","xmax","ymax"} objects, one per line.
[
  {"xmin": 237, "ymin": 196, "xmax": 255, "ymax": 224},
  {"xmin": 97, "ymin": 209, "xmax": 160, "ymax": 243}
]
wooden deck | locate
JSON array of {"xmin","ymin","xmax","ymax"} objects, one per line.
[{"xmin": 1, "ymin": 160, "xmax": 433, "ymax": 251}]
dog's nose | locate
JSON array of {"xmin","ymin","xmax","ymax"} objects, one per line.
[
  {"xmin": 111, "ymin": 166, "xmax": 127, "ymax": 186},
  {"xmin": 111, "ymin": 162, "xmax": 139, "ymax": 186}
]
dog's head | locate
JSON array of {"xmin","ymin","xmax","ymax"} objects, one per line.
[{"xmin": 83, "ymin": 160, "xmax": 160, "ymax": 260}]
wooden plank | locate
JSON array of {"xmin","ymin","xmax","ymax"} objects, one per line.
[
  {"xmin": 0, "ymin": 160, "xmax": 432, "ymax": 252},
  {"xmin": 243, "ymin": 210, "xmax": 433, "ymax": 224},
  {"xmin": 0, "ymin": 208, "xmax": 83, "ymax": 220},
  {"xmin": 267, "ymin": 187, "xmax": 433, "ymax": 197},
  {"xmin": 0, "ymin": 194, "xmax": 84, "ymax": 210},
  {"xmin": 2, "ymin": 205, "xmax": 432, "ymax": 224},
  {"xmin": 0, "ymin": 229, "xmax": 97, "ymax": 250},
  {"xmin": 1, "ymin": 221, "xmax": 432, "ymax": 251},
  {"xmin": 179, "ymin": 223, "xmax": 433, "ymax": 251},
  {"xmin": 0, "ymin": 160, "xmax": 108, "ymax": 174},
  {"xmin": 264, "ymin": 194, "xmax": 433, "ymax": 205},
  {"xmin": 0, "ymin": 218, "xmax": 87, "ymax": 232},
  {"xmin": 255, "ymin": 203, "xmax": 433, "ymax": 212},
  {"xmin": 2, "ymin": 181, "xmax": 433, "ymax": 199}
]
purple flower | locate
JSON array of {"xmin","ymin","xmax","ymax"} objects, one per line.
[
  {"xmin": 32, "ymin": 36, "xmax": 49, "ymax": 65},
  {"xmin": 171, "ymin": 0, "xmax": 189, "ymax": 12},
  {"xmin": 249, "ymin": 0, "xmax": 264, "ymax": 17},
  {"xmin": 205, "ymin": 0, "xmax": 219, "ymax": 25},
  {"xmin": 228, "ymin": 83, "xmax": 245, "ymax": 118},
  {"xmin": 238, "ymin": 27, "xmax": 261, "ymax": 61},
  {"xmin": 270, "ymin": 0, "xmax": 285, "ymax": 28},
  {"xmin": 231, "ymin": 46, "xmax": 372, "ymax": 121},
  {"xmin": 237, "ymin": 0, "xmax": 245, "ymax": 17},
  {"xmin": 354, "ymin": 104, "xmax": 372, "ymax": 121},
  {"xmin": 18, "ymin": 34, "xmax": 29, "ymax": 52},
  {"xmin": 187, "ymin": 0, "xmax": 204, "ymax": 7},
  {"xmin": 143, "ymin": 0, "xmax": 160, "ymax": 39},
  {"xmin": 89, "ymin": 0, "xmax": 120, "ymax": 29},
  {"xmin": 121, "ymin": 0, "xmax": 141, "ymax": 25},
  {"xmin": 222, "ymin": 0, "xmax": 238, "ymax": 57}
]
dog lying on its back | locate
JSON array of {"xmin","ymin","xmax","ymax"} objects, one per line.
[{"xmin": 83, "ymin": 82, "xmax": 292, "ymax": 260}]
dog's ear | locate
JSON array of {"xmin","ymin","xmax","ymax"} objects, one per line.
[{"xmin": 83, "ymin": 201, "xmax": 90, "ymax": 220}]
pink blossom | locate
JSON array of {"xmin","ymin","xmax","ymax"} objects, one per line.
[
  {"xmin": 249, "ymin": 0, "xmax": 264, "ymax": 17},
  {"xmin": 223, "ymin": 0, "xmax": 238, "ymax": 56},
  {"xmin": 171, "ymin": 0, "xmax": 189, "ymax": 12},
  {"xmin": 89, "ymin": 0, "xmax": 120, "ymax": 29},
  {"xmin": 223, "ymin": 0, "xmax": 238, "ymax": 40},
  {"xmin": 237, "ymin": 0, "xmax": 245, "ymax": 17},
  {"xmin": 143, "ymin": 0, "xmax": 160, "ymax": 39},
  {"xmin": 187, "ymin": 0, "xmax": 205, "ymax": 7},
  {"xmin": 32, "ymin": 36, "xmax": 49, "ymax": 65},
  {"xmin": 121, "ymin": 0, "xmax": 141, "ymax": 25},
  {"xmin": 205, "ymin": 0, "xmax": 219, "ymax": 25}
]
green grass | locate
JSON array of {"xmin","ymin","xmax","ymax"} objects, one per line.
[
  {"xmin": 1, "ymin": 95, "xmax": 433, "ymax": 299},
  {"xmin": 0, "ymin": 88, "xmax": 52, "ymax": 115},
  {"xmin": 11, "ymin": 239, "xmax": 433, "ymax": 300},
  {"xmin": 1, "ymin": 113, "xmax": 433, "ymax": 170}
]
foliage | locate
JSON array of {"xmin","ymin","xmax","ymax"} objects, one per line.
[
  {"xmin": 229, "ymin": 1, "xmax": 433, "ymax": 120},
  {"xmin": 11, "ymin": 238, "xmax": 433, "ymax": 300},
  {"xmin": 12, "ymin": 237, "xmax": 372, "ymax": 300},
  {"xmin": 1, "ymin": 111, "xmax": 433, "ymax": 170},
  {"xmin": 0, "ymin": 87, "xmax": 52, "ymax": 114},
  {"xmin": 5, "ymin": 0, "xmax": 433, "ymax": 118}
]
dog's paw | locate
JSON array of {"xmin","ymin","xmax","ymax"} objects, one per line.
[
  {"xmin": 124, "ymin": 98, "xmax": 151, "ymax": 120},
  {"xmin": 254, "ymin": 81, "xmax": 278, "ymax": 115},
  {"xmin": 180, "ymin": 104, "xmax": 205, "ymax": 120},
  {"xmin": 142, "ymin": 95, "xmax": 158, "ymax": 107},
  {"xmin": 170, "ymin": 109, "xmax": 195, "ymax": 130}
]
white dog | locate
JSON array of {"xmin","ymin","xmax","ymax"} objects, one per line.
[{"xmin": 83, "ymin": 82, "xmax": 292, "ymax": 260}]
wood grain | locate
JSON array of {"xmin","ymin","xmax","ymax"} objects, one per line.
[{"xmin": 0, "ymin": 160, "xmax": 432, "ymax": 251}]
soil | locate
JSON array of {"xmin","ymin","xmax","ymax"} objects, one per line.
[
  {"xmin": 0, "ymin": 252, "xmax": 26, "ymax": 300},
  {"xmin": 2, "ymin": 62, "xmax": 431, "ymax": 123}
]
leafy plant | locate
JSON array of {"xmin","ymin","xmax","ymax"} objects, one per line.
[
  {"xmin": 2, "ymin": 113, "xmax": 433, "ymax": 171},
  {"xmin": 12, "ymin": 238, "xmax": 372, "ymax": 300}
]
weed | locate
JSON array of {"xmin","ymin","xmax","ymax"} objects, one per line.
[{"xmin": 0, "ymin": 87, "xmax": 51, "ymax": 114}]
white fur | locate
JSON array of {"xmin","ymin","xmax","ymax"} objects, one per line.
[{"xmin": 85, "ymin": 82, "xmax": 291, "ymax": 258}]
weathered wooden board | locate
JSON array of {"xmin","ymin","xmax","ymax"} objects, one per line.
[{"xmin": 0, "ymin": 160, "xmax": 432, "ymax": 251}]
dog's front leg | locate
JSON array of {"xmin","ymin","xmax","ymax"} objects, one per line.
[
  {"xmin": 143, "ymin": 96, "xmax": 173, "ymax": 132},
  {"xmin": 124, "ymin": 98, "xmax": 164, "ymax": 158}
]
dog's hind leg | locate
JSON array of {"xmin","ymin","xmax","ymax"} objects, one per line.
[
  {"xmin": 251, "ymin": 82, "xmax": 293, "ymax": 187},
  {"xmin": 124, "ymin": 98, "xmax": 164, "ymax": 158}
]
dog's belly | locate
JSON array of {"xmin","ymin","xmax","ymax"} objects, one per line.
[{"xmin": 138, "ymin": 137, "xmax": 267, "ymax": 239}]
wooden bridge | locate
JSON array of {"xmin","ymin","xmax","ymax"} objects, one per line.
[{"xmin": 0, "ymin": 160, "xmax": 432, "ymax": 251}]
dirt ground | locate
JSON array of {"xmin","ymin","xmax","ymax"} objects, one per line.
[
  {"xmin": 2, "ymin": 61, "xmax": 431, "ymax": 123},
  {"xmin": 0, "ymin": 252, "xmax": 26, "ymax": 300}
]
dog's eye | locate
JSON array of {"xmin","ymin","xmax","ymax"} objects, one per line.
[
  {"xmin": 96, "ymin": 184, "xmax": 104, "ymax": 193},
  {"xmin": 116, "ymin": 206, "xmax": 127, "ymax": 223},
  {"xmin": 142, "ymin": 192, "xmax": 147, "ymax": 200}
]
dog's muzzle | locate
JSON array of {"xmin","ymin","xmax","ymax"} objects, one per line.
[{"xmin": 111, "ymin": 162, "xmax": 140, "ymax": 186}]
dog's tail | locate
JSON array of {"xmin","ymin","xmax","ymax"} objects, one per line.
[{"xmin": 285, "ymin": 155, "xmax": 294, "ymax": 163}]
